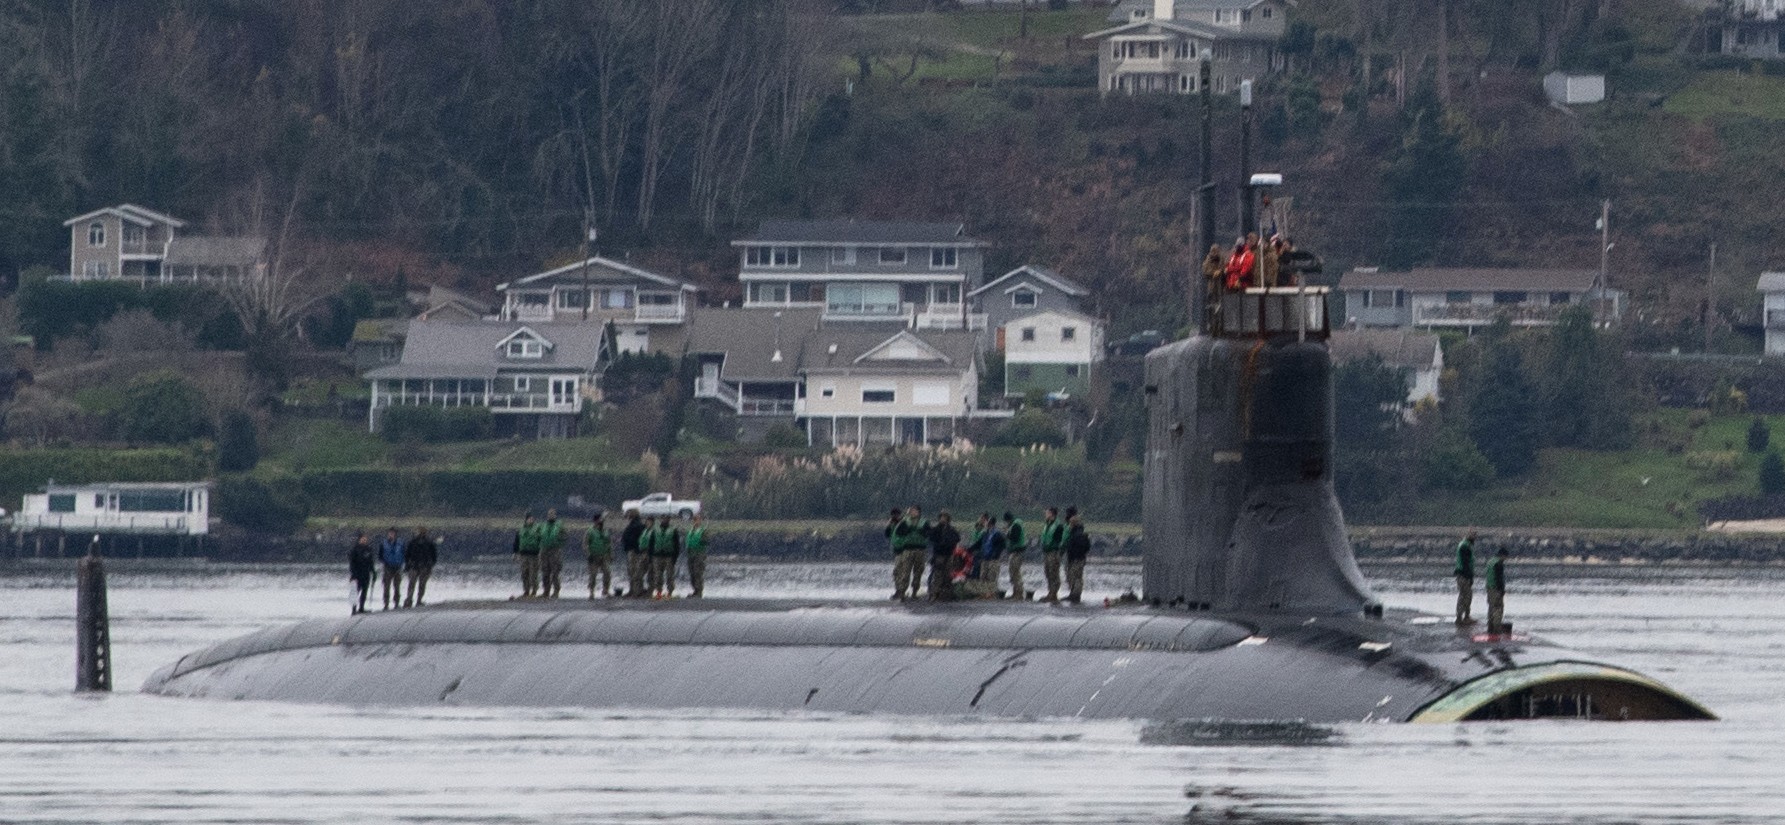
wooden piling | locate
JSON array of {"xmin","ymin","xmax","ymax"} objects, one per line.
[{"xmin": 75, "ymin": 539, "xmax": 112, "ymax": 692}]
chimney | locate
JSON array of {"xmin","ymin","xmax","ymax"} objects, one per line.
[{"xmin": 1153, "ymin": 0, "xmax": 1173, "ymax": 21}]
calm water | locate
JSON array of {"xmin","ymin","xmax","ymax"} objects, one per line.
[{"xmin": 1, "ymin": 557, "xmax": 1781, "ymax": 824}]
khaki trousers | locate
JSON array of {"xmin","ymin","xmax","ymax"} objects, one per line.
[
  {"xmin": 651, "ymin": 555, "xmax": 677, "ymax": 595},
  {"xmin": 687, "ymin": 555, "xmax": 706, "ymax": 597},
  {"xmin": 516, "ymin": 553, "xmax": 540, "ymax": 597},
  {"xmin": 541, "ymin": 547, "xmax": 564, "ymax": 598},
  {"xmin": 1006, "ymin": 551, "xmax": 1025, "ymax": 600},
  {"xmin": 978, "ymin": 558, "xmax": 1002, "ymax": 592},
  {"xmin": 587, "ymin": 555, "xmax": 611, "ymax": 596},
  {"xmin": 627, "ymin": 551, "xmax": 647, "ymax": 597},
  {"xmin": 1455, "ymin": 574, "xmax": 1473, "ymax": 621},
  {"xmin": 1066, "ymin": 558, "xmax": 1086, "ymax": 602},
  {"xmin": 1487, "ymin": 587, "xmax": 1506, "ymax": 633},
  {"xmin": 1043, "ymin": 551, "xmax": 1063, "ymax": 599}
]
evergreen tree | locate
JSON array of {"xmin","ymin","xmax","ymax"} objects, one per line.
[
  {"xmin": 1760, "ymin": 452, "xmax": 1785, "ymax": 495},
  {"xmin": 1468, "ymin": 322, "xmax": 1541, "ymax": 477},
  {"xmin": 1541, "ymin": 306, "xmax": 1633, "ymax": 450},
  {"xmin": 120, "ymin": 372, "xmax": 210, "ymax": 444},
  {"xmin": 218, "ymin": 410, "xmax": 260, "ymax": 473},
  {"xmin": 1748, "ymin": 417, "xmax": 1771, "ymax": 454},
  {"xmin": 1380, "ymin": 83, "xmax": 1469, "ymax": 268}
]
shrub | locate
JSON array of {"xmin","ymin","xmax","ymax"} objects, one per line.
[
  {"xmin": 1686, "ymin": 450, "xmax": 1740, "ymax": 482},
  {"xmin": 214, "ymin": 475, "xmax": 308, "ymax": 534},
  {"xmin": 1420, "ymin": 428, "xmax": 1495, "ymax": 491},
  {"xmin": 218, "ymin": 410, "xmax": 260, "ymax": 472},
  {"xmin": 378, "ymin": 405, "xmax": 494, "ymax": 443},
  {"xmin": 991, "ymin": 409, "xmax": 1066, "ymax": 448},
  {"xmin": 1748, "ymin": 417, "xmax": 1771, "ymax": 453},
  {"xmin": 120, "ymin": 372, "xmax": 210, "ymax": 444},
  {"xmin": 761, "ymin": 425, "xmax": 808, "ymax": 449},
  {"xmin": 1760, "ymin": 452, "xmax": 1785, "ymax": 495}
]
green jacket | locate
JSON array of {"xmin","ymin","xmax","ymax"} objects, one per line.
[
  {"xmin": 891, "ymin": 517, "xmax": 929, "ymax": 552},
  {"xmin": 684, "ymin": 526, "xmax": 707, "ymax": 556},
  {"xmin": 1486, "ymin": 556, "xmax": 1506, "ymax": 592},
  {"xmin": 1006, "ymin": 519, "xmax": 1026, "ymax": 551},
  {"xmin": 516, "ymin": 522, "xmax": 542, "ymax": 555},
  {"xmin": 585, "ymin": 528, "xmax": 612, "ymax": 558},
  {"xmin": 649, "ymin": 525, "xmax": 681, "ymax": 557},
  {"xmin": 1039, "ymin": 519, "xmax": 1066, "ymax": 553},
  {"xmin": 539, "ymin": 520, "xmax": 566, "ymax": 552},
  {"xmin": 1454, "ymin": 538, "xmax": 1475, "ymax": 578}
]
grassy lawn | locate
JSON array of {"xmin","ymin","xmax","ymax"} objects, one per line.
[
  {"xmin": 261, "ymin": 420, "xmax": 627, "ymax": 472},
  {"xmin": 842, "ymin": 7, "xmax": 1104, "ymax": 84},
  {"xmin": 1663, "ymin": 71, "xmax": 1785, "ymax": 121}
]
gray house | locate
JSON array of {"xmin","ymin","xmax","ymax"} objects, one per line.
[
  {"xmin": 732, "ymin": 219, "xmax": 988, "ymax": 331},
  {"xmin": 365, "ymin": 320, "xmax": 607, "ymax": 439},
  {"xmin": 1085, "ymin": 0, "xmax": 1292, "ymax": 96},
  {"xmin": 495, "ymin": 256, "xmax": 697, "ymax": 356},
  {"xmin": 1340, "ymin": 268, "xmax": 1626, "ymax": 332},
  {"xmin": 63, "ymin": 204, "xmax": 264, "ymax": 283},
  {"xmin": 969, "ymin": 265, "xmax": 1093, "ymax": 344},
  {"xmin": 1722, "ymin": 0, "xmax": 1785, "ymax": 58}
]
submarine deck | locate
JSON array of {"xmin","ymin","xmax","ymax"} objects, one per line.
[{"xmin": 143, "ymin": 597, "xmax": 1714, "ymax": 723}]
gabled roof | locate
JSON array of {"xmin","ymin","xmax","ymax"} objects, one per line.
[
  {"xmin": 164, "ymin": 235, "xmax": 265, "ymax": 267},
  {"xmin": 1327, "ymin": 329, "xmax": 1442, "ymax": 372},
  {"xmin": 1342, "ymin": 267, "xmax": 1606, "ymax": 293},
  {"xmin": 1757, "ymin": 272, "xmax": 1785, "ymax": 293},
  {"xmin": 733, "ymin": 219, "xmax": 985, "ymax": 247},
  {"xmin": 64, "ymin": 204, "xmax": 188, "ymax": 228},
  {"xmin": 365, "ymin": 320, "xmax": 606, "ymax": 379},
  {"xmin": 684, "ymin": 307, "xmax": 828, "ymax": 382},
  {"xmin": 1083, "ymin": 17, "xmax": 1226, "ymax": 41},
  {"xmin": 969, "ymin": 265, "xmax": 1090, "ymax": 299},
  {"xmin": 855, "ymin": 330, "xmax": 952, "ymax": 365},
  {"xmin": 496, "ymin": 256, "xmax": 695, "ymax": 292},
  {"xmin": 494, "ymin": 326, "xmax": 554, "ymax": 352},
  {"xmin": 1105, "ymin": 0, "xmax": 1287, "ymax": 23},
  {"xmin": 682, "ymin": 307, "xmax": 976, "ymax": 381}
]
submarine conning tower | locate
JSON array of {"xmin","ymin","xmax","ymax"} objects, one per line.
[{"xmin": 1143, "ymin": 286, "xmax": 1378, "ymax": 616}]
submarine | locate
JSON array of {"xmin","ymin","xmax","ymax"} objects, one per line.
[{"xmin": 144, "ymin": 285, "xmax": 1712, "ymax": 723}]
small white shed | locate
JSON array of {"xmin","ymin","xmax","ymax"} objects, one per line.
[
  {"xmin": 16, "ymin": 482, "xmax": 212, "ymax": 536},
  {"xmin": 1544, "ymin": 72, "xmax": 1606, "ymax": 105}
]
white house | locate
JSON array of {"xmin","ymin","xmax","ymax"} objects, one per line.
[
  {"xmin": 1003, "ymin": 308, "xmax": 1105, "ymax": 399},
  {"xmin": 15, "ymin": 482, "xmax": 211, "ymax": 536},
  {"xmin": 1085, "ymin": 0, "xmax": 1293, "ymax": 96},
  {"xmin": 1757, "ymin": 272, "xmax": 1785, "ymax": 355},
  {"xmin": 1327, "ymin": 328, "xmax": 1444, "ymax": 406}
]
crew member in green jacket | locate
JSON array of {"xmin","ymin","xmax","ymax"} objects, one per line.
[
  {"xmin": 648, "ymin": 515, "xmax": 682, "ymax": 598},
  {"xmin": 1002, "ymin": 512, "xmax": 1027, "ymax": 601},
  {"xmin": 684, "ymin": 515, "xmax": 709, "ymax": 598},
  {"xmin": 514, "ymin": 512, "xmax": 542, "ymax": 599},
  {"xmin": 888, "ymin": 505, "xmax": 930, "ymax": 601},
  {"xmin": 1454, "ymin": 529, "xmax": 1477, "ymax": 624},
  {"xmin": 538, "ymin": 508, "xmax": 567, "ymax": 600},
  {"xmin": 585, "ymin": 512, "xmax": 613, "ymax": 599},
  {"xmin": 1485, "ymin": 546, "xmax": 1509, "ymax": 635},
  {"xmin": 1038, "ymin": 507, "xmax": 1067, "ymax": 603}
]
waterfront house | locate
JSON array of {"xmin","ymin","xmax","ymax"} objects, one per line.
[
  {"xmin": 1340, "ymin": 267, "xmax": 1626, "ymax": 332},
  {"xmin": 366, "ymin": 320, "xmax": 610, "ymax": 439},
  {"xmin": 1085, "ymin": 0, "xmax": 1291, "ymax": 96},
  {"xmin": 732, "ymin": 219, "xmax": 988, "ymax": 332},
  {"xmin": 1002, "ymin": 308, "xmax": 1105, "ymax": 400},
  {"xmin": 495, "ymin": 256, "xmax": 696, "ymax": 354},
  {"xmin": 15, "ymin": 482, "xmax": 211, "ymax": 536}
]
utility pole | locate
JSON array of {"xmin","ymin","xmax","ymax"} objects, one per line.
[
  {"xmin": 1238, "ymin": 80, "xmax": 1254, "ymax": 239},
  {"xmin": 1597, "ymin": 199, "xmax": 1611, "ymax": 324},
  {"xmin": 581, "ymin": 216, "xmax": 597, "ymax": 322},
  {"xmin": 1706, "ymin": 241, "xmax": 1717, "ymax": 354}
]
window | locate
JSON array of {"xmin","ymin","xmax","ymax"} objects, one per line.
[
  {"xmin": 931, "ymin": 283, "xmax": 961, "ymax": 305},
  {"xmin": 123, "ymin": 225, "xmax": 145, "ymax": 249},
  {"xmin": 827, "ymin": 283, "xmax": 900, "ymax": 316},
  {"xmin": 88, "ymin": 222, "xmax": 105, "ymax": 247},
  {"xmin": 1241, "ymin": 9, "xmax": 1252, "ymax": 21},
  {"xmin": 746, "ymin": 246, "xmax": 799, "ymax": 267},
  {"xmin": 1013, "ymin": 365, "xmax": 1033, "ymax": 380},
  {"xmin": 82, "ymin": 261, "xmax": 109, "ymax": 279},
  {"xmin": 1493, "ymin": 291, "xmax": 1528, "ymax": 305},
  {"xmin": 930, "ymin": 248, "xmax": 958, "ymax": 269},
  {"xmin": 1021, "ymin": 327, "xmax": 1036, "ymax": 342},
  {"xmin": 748, "ymin": 283, "xmax": 789, "ymax": 304},
  {"xmin": 517, "ymin": 293, "xmax": 549, "ymax": 309},
  {"xmin": 790, "ymin": 282, "xmax": 823, "ymax": 303},
  {"xmin": 119, "ymin": 490, "xmax": 186, "ymax": 512},
  {"xmin": 95, "ymin": 494, "xmax": 105, "ymax": 508},
  {"xmin": 1180, "ymin": 74, "xmax": 1191, "ymax": 92},
  {"xmin": 1364, "ymin": 289, "xmax": 1402, "ymax": 308},
  {"xmin": 1550, "ymin": 292, "xmax": 1572, "ymax": 305},
  {"xmin": 1445, "ymin": 291, "xmax": 1472, "ymax": 304},
  {"xmin": 1062, "ymin": 326, "xmax": 1077, "ymax": 342},
  {"xmin": 1066, "ymin": 365, "xmax": 1082, "ymax": 377},
  {"xmin": 1112, "ymin": 42, "xmax": 1122, "ymax": 59},
  {"xmin": 1214, "ymin": 9, "xmax": 1234, "ymax": 23},
  {"xmin": 1130, "ymin": 8, "xmax": 1145, "ymax": 19},
  {"xmin": 506, "ymin": 337, "xmax": 544, "ymax": 358},
  {"xmin": 1175, "ymin": 41, "xmax": 1191, "ymax": 59},
  {"xmin": 833, "ymin": 246, "xmax": 856, "ymax": 265},
  {"xmin": 862, "ymin": 388, "xmax": 896, "ymax": 403},
  {"xmin": 557, "ymin": 289, "xmax": 588, "ymax": 310},
  {"xmin": 48, "ymin": 494, "xmax": 76, "ymax": 513},
  {"xmin": 878, "ymin": 247, "xmax": 907, "ymax": 265},
  {"xmin": 514, "ymin": 376, "xmax": 532, "ymax": 392},
  {"xmin": 820, "ymin": 384, "xmax": 835, "ymax": 399},
  {"xmin": 1012, "ymin": 289, "xmax": 1037, "ymax": 308},
  {"xmin": 1261, "ymin": 5, "xmax": 1273, "ymax": 18},
  {"xmin": 600, "ymin": 288, "xmax": 633, "ymax": 309}
]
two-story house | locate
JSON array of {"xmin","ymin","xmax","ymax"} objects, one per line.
[
  {"xmin": 732, "ymin": 219, "xmax": 988, "ymax": 331},
  {"xmin": 1722, "ymin": 0, "xmax": 1785, "ymax": 58},
  {"xmin": 1757, "ymin": 272, "xmax": 1785, "ymax": 355},
  {"xmin": 1085, "ymin": 0, "xmax": 1292, "ymax": 96},
  {"xmin": 495, "ymin": 256, "xmax": 697, "ymax": 354},
  {"xmin": 365, "ymin": 320, "xmax": 606, "ymax": 439},
  {"xmin": 1002, "ymin": 309, "xmax": 1105, "ymax": 400},
  {"xmin": 969, "ymin": 265, "xmax": 1094, "ymax": 338},
  {"xmin": 1341, "ymin": 268, "xmax": 1626, "ymax": 332},
  {"xmin": 63, "ymin": 205, "xmax": 264, "ymax": 282},
  {"xmin": 684, "ymin": 307, "xmax": 981, "ymax": 447}
]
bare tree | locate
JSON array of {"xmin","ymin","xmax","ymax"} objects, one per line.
[
  {"xmin": 220, "ymin": 179, "xmax": 337, "ymax": 347},
  {"xmin": 634, "ymin": 0, "xmax": 722, "ymax": 231}
]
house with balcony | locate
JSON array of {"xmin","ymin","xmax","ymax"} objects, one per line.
[
  {"xmin": 732, "ymin": 219, "xmax": 988, "ymax": 332},
  {"xmin": 684, "ymin": 306, "xmax": 981, "ymax": 447},
  {"xmin": 365, "ymin": 320, "xmax": 608, "ymax": 439},
  {"xmin": 1002, "ymin": 309, "xmax": 1105, "ymax": 400},
  {"xmin": 1085, "ymin": 0, "xmax": 1292, "ymax": 96},
  {"xmin": 970, "ymin": 265, "xmax": 1095, "ymax": 348},
  {"xmin": 15, "ymin": 482, "xmax": 211, "ymax": 536},
  {"xmin": 495, "ymin": 256, "xmax": 696, "ymax": 354},
  {"xmin": 1757, "ymin": 272, "xmax": 1785, "ymax": 355},
  {"xmin": 63, "ymin": 204, "xmax": 265, "ymax": 283},
  {"xmin": 1721, "ymin": 0, "xmax": 1785, "ymax": 58},
  {"xmin": 1340, "ymin": 268, "xmax": 1626, "ymax": 332}
]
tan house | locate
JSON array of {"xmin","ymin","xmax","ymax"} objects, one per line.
[
  {"xmin": 63, "ymin": 204, "xmax": 264, "ymax": 282},
  {"xmin": 495, "ymin": 256, "xmax": 696, "ymax": 355},
  {"xmin": 1086, "ymin": 0, "xmax": 1292, "ymax": 96}
]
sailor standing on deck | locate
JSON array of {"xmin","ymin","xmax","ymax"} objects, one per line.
[
  {"xmin": 684, "ymin": 515, "xmax": 709, "ymax": 598},
  {"xmin": 1064, "ymin": 513, "xmax": 1090, "ymax": 605},
  {"xmin": 1486, "ymin": 547, "xmax": 1509, "ymax": 634},
  {"xmin": 403, "ymin": 526, "xmax": 437, "ymax": 607},
  {"xmin": 585, "ymin": 513, "xmax": 613, "ymax": 599},
  {"xmin": 621, "ymin": 510, "xmax": 647, "ymax": 598},
  {"xmin": 889, "ymin": 506, "xmax": 929, "ymax": 601},
  {"xmin": 1039, "ymin": 507, "xmax": 1066, "ymax": 603},
  {"xmin": 972, "ymin": 513, "xmax": 1006, "ymax": 594},
  {"xmin": 650, "ymin": 515, "xmax": 682, "ymax": 598},
  {"xmin": 1002, "ymin": 512, "xmax": 1027, "ymax": 600},
  {"xmin": 377, "ymin": 527, "xmax": 404, "ymax": 610},
  {"xmin": 539, "ymin": 509, "xmax": 566, "ymax": 599},
  {"xmin": 514, "ymin": 513, "xmax": 542, "ymax": 599},
  {"xmin": 348, "ymin": 532, "xmax": 375, "ymax": 614},
  {"xmin": 1454, "ymin": 530, "xmax": 1477, "ymax": 624},
  {"xmin": 927, "ymin": 511, "xmax": 961, "ymax": 600}
]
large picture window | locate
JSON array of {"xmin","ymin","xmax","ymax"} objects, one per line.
[
  {"xmin": 827, "ymin": 283, "xmax": 901, "ymax": 316},
  {"xmin": 862, "ymin": 388, "xmax": 895, "ymax": 403}
]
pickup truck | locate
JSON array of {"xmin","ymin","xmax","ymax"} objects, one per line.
[{"xmin": 620, "ymin": 492, "xmax": 701, "ymax": 519}]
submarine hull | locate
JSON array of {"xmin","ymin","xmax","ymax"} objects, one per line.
[{"xmin": 143, "ymin": 599, "xmax": 1713, "ymax": 723}]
